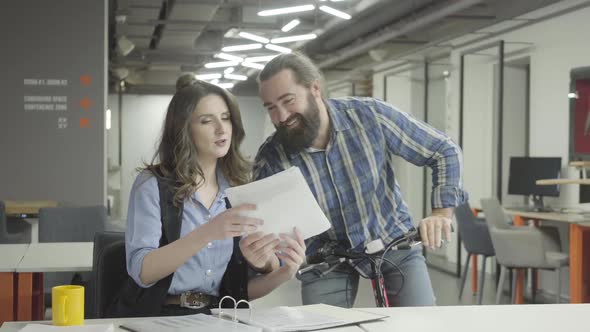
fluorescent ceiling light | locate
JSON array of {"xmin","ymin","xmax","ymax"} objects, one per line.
[
  {"xmin": 224, "ymin": 67, "xmax": 235, "ymax": 74},
  {"xmin": 217, "ymin": 82, "xmax": 234, "ymax": 89},
  {"xmin": 106, "ymin": 109, "xmax": 111, "ymax": 130},
  {"xmin": 214, "ymin": 53, "xmax": 243, "ymax": 62},
  {"xmin": 568, "ymin": 92, "xmax": 578, "ymax": 99},
  {"xmin": 224, "ymin": 73, "xmax": 248, "ymax": 81},
  {"xmin": 281, "ymin": 19, "xmax": 300, "ymax": 32},
  {"xmin": 221, "ymin": 43, "xmax": 263, "ymax": 52},
  {"xmin": 238, "ymin": 32, "xmax": 270, "ymax": 44},
  {"xmin": 270, "ymin": 34, "xmax": 317, "ymax": 44},
  {"xmin": 196, "ymin": 73, "xmax": 222, "ymax": 80},
  {"xmin": 245, "ymin": 55, "xmax": 277, "ymax": 62},
  {"xmin": 241, "ymin": 62, "xmax": 265, "ymax": 70},
  {"xmin": 265, "ymin": 44, "xmax": 292, "ymax": 53},
  {"xmin": 319, "ymin": 5, "xmax": 351, "ymax": 19},
  {"xmin": 205, "ymin": 61, "xmax": 240, "ymax": 69},
  {"xmin": 258, "ymin": 5, "xmax": 315, "ymax": 16},
  {"xmin": 210, "ymin": 79, "xmax": 220, "ymax": 84}
]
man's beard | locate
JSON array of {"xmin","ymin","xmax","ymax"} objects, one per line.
[{"xmin": 275, "ymin": 93, "xmax": 321, "ymax": 154}]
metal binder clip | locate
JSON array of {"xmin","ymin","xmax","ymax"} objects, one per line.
[
  {"xmin": 218, "ymin": 296, "xmax": 237, "ymax": 321},
  {"xmin": 217, "ymin": 296, "xmax": 253, "ymax": 323},
  {"xmin": 236, "ymin": 299, "xmax": 253, "ymax": 322}
]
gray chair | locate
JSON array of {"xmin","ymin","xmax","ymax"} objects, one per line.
[
  {"xmin": 481, "ymin": 198, "xmax": 568, "ymax": 304},
  {"xmin": 38, "ymin": 205, "xmax": 107, "ymax": 309},
  {"xmin": 455, "ymin": 202, "xmax": 495, "ymax": 304},
  {"xmin": 0, "ymin": 201, "xmax": 32, "ymax": 244},
  {"xmin": 90, "ymin": 231, "xmax": 126, "ymax": 318}
]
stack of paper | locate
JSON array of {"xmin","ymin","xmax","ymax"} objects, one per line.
[
  {"xmin": 211, "ymin": 303, "xmax": 387, "ymax": 332},
  {"xmin": 225, "ymin": 167, "xmax": 331, "ymax": 240},
  {"xmin": 119, "ymin": 314, "xmax": 261, "ymax": 332}
]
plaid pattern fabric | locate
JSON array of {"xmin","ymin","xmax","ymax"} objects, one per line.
[{"xmin": 254, "ymin": 97, "xmax": 467, "ymax": 255}]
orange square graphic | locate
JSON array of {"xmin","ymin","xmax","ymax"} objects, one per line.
[
  {"xmin": 80, "ymin": 118, "xmax": 91, "ymax": 128},
  {"xmin": 80, "ymin": 75, "xmax": 92, "ymax": 86}
]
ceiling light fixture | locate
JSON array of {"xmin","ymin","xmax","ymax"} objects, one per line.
[
  {"xmin": 217, "ymin": 82, "xmax": 234, "ymax": 89},
  {"xmin": 270, "ymin": 34, "xmax": 317, "ymax": 44},
  {"xmin": 245, "ymin": 55, "xmax": 277, "ymax": 62},
  {"xmin": 241, "ymin": 62, "xmax": 265, "ymax": 70},
  {"xmin": 265, "ymin": 44, "xmax": 292, "ymax": 53},
  {"xmin": 221, "ymin": 43, "xmax": 263, "ymax": 52},
  {"xmin": 205, "ymin": 61, "xmax": 240, "ymax": 69},
  {"xmin": 224, "ymin": 67, "xmax": 235, "ymax": 74},
  {"xmin": 196, "ymin": 73, "xmax": 222, "ymax": 80},
  {"xmin": 238, "ymin": 32, "xmax": 270, "ymax": 44},
  {"xmin": 281, "ymin": 19, "xmax": 301, "ymax": 32},
  {"xmin": 224, "ymin": 73, "xmax": 248, "ymax": 81},
  {"xmin": 319, "ymin": 5, "xmax": 351, "ymax": 19},
  {"xmin": 258, "ymin": 5, "xmax": 315, "ymax": 16},
  {"xmin": 214, "ymin": 53, "xmax": 243, "ymax": 62}
]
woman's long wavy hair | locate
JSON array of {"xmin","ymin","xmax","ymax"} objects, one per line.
[{"xmin": 144, "ymin": 80, "xmax": 251, "ymax": 206}]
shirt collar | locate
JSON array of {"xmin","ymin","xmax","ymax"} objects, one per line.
[{"xmin": 216, "ymin": 167, "xmax": 230, "ymax": 199}]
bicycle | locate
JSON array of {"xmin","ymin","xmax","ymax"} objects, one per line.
[{"xmin": 297, "ymin": 229, "xmax": 423, "ymax": 307}]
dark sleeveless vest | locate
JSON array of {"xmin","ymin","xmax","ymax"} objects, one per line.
[{"xmin": 107, "ymin": 175, "xmax": 249, "ymax": 317}]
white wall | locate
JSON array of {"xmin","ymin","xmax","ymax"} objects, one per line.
[
  {"xmin": 108, "ymin": 94, "xmax": 269, "ymax": 220},
  {"xmin": 447, "ymin": 6, "xmax": 590, "ymax": 299},
  {"xmin": 367, "ymin": 6, "xmax": 590, "ymax": 299}
]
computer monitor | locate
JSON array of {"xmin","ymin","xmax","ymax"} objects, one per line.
[{"xmin": 508, "ymin": 157, "xmax": 562, "ymax": 211}]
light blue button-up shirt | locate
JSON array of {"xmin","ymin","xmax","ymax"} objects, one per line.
[{"xmin": 125, "ymin": 169, "xmax": 233, "ymax": 296}]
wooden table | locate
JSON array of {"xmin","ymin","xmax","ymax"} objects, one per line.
[
  {"xmin": 504, "ymin": 209, "xmax": 590, "ymax": 304},
  {"xmin": 4, "ymin": 201, "xmax": 58, "ymax": 217}
]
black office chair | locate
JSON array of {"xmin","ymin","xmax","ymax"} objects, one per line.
[
  {"xmin": 38, "ymin": 206, "xmax": 107, "ymax": 309},
  {"xmin": 91, "ymin": 231, "xmax": 126, "ymax": 318},
  {"xmin": 0, "ymin": 201, "xmax": 32, "ymax": 244},
  {"xmin": 455, "ymin": 202, "xmax": 495, "ymax": 305}
]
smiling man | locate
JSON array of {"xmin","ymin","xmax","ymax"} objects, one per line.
[{"xmin": 253, "ymin": 53, "xmax": 467, "ymax": 307}]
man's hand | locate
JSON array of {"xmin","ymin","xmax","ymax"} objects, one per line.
[
  {"xmin": 240, "ymin": 232, "xmax": 281, "ymax": 273},
  {"xmin": 419, "ymin": 208, "xmax": 454, "ymax": 249},
  {"xmin": 275, "ymin": 227, "xmax": 306, "ymax": 278}
]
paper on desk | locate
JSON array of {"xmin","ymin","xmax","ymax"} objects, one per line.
[
  {"xmin": 211, "ymin": 304, "xmax": 387, "ymax": 332},
  {"xmin": 18, "ymin": 324, "xmax": 114, "ymax": 332},
  {"xmin": 120, "ymin": 314, "xmax": 261, "ymax": 332},
  {"xmin": 225, "ymin": 167, "xmax": 331, "ymax": 240}
]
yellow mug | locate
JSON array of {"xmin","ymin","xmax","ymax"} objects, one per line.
[{"xmin": 52, "ymin": 285, "xmax": 84, "ymax": 326}]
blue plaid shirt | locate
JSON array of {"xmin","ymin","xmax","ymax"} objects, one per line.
[{"xmin": 253, "ymin": 97, "xmax": 467, "ymax": 257}]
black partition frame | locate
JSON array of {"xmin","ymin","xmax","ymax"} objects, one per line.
[{"xmin": 457, "ymin": 40, "xmax": 505, "ymax": 278}]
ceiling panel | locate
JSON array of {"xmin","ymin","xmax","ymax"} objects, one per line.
[
  {"xmin": 129, "ymin": 7, "xmax": 160, "ymax": 20},
  {"xmin": 168, "ymin": 4, "xmax": 219, "ymax": 21}
]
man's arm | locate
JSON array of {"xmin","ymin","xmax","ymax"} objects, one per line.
[{"xmin": 373, "ymin": 99, "xmax": 467, "ymax": 248}]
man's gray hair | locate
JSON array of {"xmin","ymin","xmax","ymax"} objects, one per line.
[{"xmin": 258, "ymin": 53, "xmax": 325, "ymax": 93}]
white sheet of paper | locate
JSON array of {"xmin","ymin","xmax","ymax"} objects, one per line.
[
  {"xmin": 18, "ymin": 324, "xmax": 114, "ymax": 332},
  {"xmin": 225, "ymin": 166, "xmax": 331, "ymax": 239}
]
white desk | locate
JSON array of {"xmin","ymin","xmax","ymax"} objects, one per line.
[
  {"xmin": 16, "ymin": 242, "xmax": 94, "ymax": 273},
  {"xmin": 0, "ymin": 244, "xmax": 29, "ymax": 272},
  {"xmin": 0, "ymin": 242, "xmax": 94, "ymax": 324},
  {"xmin": 1, "ymin": 304, "xmax": 589, "ymax": 332}
]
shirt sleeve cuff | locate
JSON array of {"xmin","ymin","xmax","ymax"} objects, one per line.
[
  {"xmin": 431, "ymin": 185, "xmax": 469, "ymax": 209},
  {"xmin": 129, "ymin": 249, "xmax": 157, "ymax": 288}
]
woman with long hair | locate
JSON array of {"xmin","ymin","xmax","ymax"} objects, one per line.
[{"xmin": 121, "ymin": 79, "xmax": 305, "ymax": 316}]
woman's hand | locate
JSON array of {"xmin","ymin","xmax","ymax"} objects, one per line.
[
  {"xmin": 275, "ymin": 227, "xmax": 306, "ymax": 278},
  {"xmin": 240, "ymin": 232, "xmax": 281, "ymax": 273},
  {"xmin": 201, "ymin": 204, "xmax": 263, "ymax": 241}
]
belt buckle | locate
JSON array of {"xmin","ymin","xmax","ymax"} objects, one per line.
[{"xmin": 180, "ymin": 291, "xmax": 208, "ymax": 309}]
